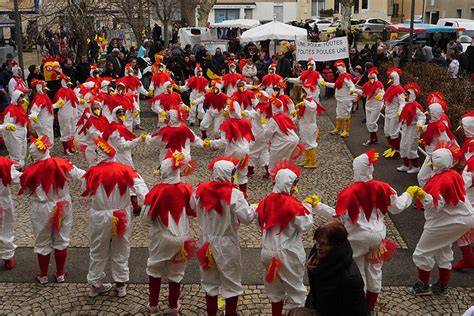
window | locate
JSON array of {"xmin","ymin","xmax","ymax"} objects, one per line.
[
  {"xmin": 311, "ymin": 0, "xmax": 325, "ymax": 16},
  {"xmin": 456, "ymin": 9, "xmax": 462, "ymax": 18},
  {"xmin": 362, "ymin": 0, "xmax": 368, "ymax": 10},
  {"xmin": 471, "ymin": 8, "xmax": 474, "ymax": 20},
  {"xmin": 354, "ymin": 0, "xmax": 359, "ymax": 13},
  {"xmin": 244, "ymin": 8, "xmax": 253, "ymax": 19},
  {"xmin": 334, "ymin": 0, "xmax": 340, "ymax": 13},
  {"xmin": 215, "ymin": 9, "xmax": 240, "ymax": 23}
]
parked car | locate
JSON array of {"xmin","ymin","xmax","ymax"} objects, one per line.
[
  {"xmin": 404, "ymin": 15, "xmax": 423, "ymax": 24},
  {"xmin": 437, "ymin": 18, "xmax": 474, "ymax": 39},
  {"xmin": 309, "ymin": 18, "xmax": 333, "ymax": 32},
  {"xmin": 385, "ymin": 24, "xmax": 459, "ymax": 50},
  {"xmin": 358, "ymin": 18, "xmax": 391, "ymax": 31},
  {"xmin": 322, "ymin": 20, "xmax": 360, "ymax": 35}
]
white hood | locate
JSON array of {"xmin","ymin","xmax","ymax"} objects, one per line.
[
  {"xmin": 272, "ymin": 169, "xmax": 298, "ymax": 194},
  {"xmin": 212, "ymin": 160, "xmax": 235, "ymax": 182},
  {"xmin": 353, "ymin": 153, "xmax": 373, "ymax": 182}
]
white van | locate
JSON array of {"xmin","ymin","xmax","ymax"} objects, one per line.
[{"xmin": 437, "ymin": 18, "xmax": 474, "ymax": 38}]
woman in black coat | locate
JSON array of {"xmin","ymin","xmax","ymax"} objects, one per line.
[{"xmin": 306, "ymin": 221, "xmax": 368, "ymax": 316}]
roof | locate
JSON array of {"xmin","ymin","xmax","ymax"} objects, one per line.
[{"xmin": 385, "ymin": 23, "xmax": 464, "ymax": 33}]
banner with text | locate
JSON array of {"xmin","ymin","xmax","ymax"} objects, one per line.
[{"xmin": 296, "ymin": 37, "xmax": 349, "ymax": 62}]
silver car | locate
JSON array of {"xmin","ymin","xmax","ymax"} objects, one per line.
[{"xmin": 359, "ymin": 18, "xmax": 391, "ymax": 31}]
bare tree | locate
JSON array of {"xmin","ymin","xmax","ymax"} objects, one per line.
[
  {"xmin": 340, "ymin": 0, "xmax": 354, "ymax": 31},
  {"xmin": 196, "ymin": 0, "xmax": 217, "ymax": 27},
  {"xmin": 151, "ymin": 0, "xmax": 180, "ymax": 47},
  {"xmin": 110, "ymin": 0, "xmax": 151, "ymax": 45}
]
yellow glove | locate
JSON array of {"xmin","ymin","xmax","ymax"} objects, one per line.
[
  {"xmin": 133, "ymin": 109, "xmax": 140, "ymax": 118},
  {"xmin": 5, "ymin": 124, "xmax": 16, "ymax": 131},
  {"xmin": 304, "ymin": 194, "xmax": 321, "ymax": 207},
  {"xmin": 149, "ymin": 88, "xmax": 154, "ymax": 97},
  {"xmin": 202, "ymin": 139, "xmax": 211, "ymax": 148},
  {"xmin": 22, "ymin": 100, "xmax": 29, "ymax": 110},
  {"xmin": 160, "ymin": 111, "xmax": 167, "ymax": 120},
  {"xmin": 240, "ymin": 111, "xmax": 248, "ymax": 118},
  {"xmin": 319, "ymin": 80, "xmax": 327, "ymax": 87},
  {"xmin": 183, "ymin": 105, "xmax": 190, "ymax": 112},
  {"xmin": 56, "ymin": 100, "xmax": 65, "ymax": 109},
  {"xmin": 260, "ymin": 117, "xmax": 267, "ymax": 125},
  {"xmin": 31, "ymin": 115, "xmax": 39, "ymax": 124},
  {"xmin": 283, "ymin": 77, "xmax": 290, "ymax": 82},
  {"xmin": 80, "ymin": 98, "xmax": 86, "ymax": 104},
  {"xmin": 405, "ymin": 186, "xmax": 420, "ymax": 199},
  {"xmin": 417, "ymin": 124, "xmax": 424, "ymax": 134},
  {"xmin": 173, "ymin": 83, "xmax": 181, "ymax": 91},
  {"xmin": 296, "ymin": 101, "xmax": 304, "ymax": 108},
  {"xmin": 349, "ymin": 88, "xmax": 356, "ymax": 95},
  {"xmin": 416, "ymin": 187, "xmax": 427, "ymax": 200},
  {"xmin": 153, "ymin": 169, "xmax": 161, "ymax": 176},
  {"xmin": 140, "ymin": 132, "xmax": 148, "ymax": 142},
  {"xmin": 222, "ymin": 111, "xmax": 229, "ymax": 118},
  {"xmin": 190, "ymin": 100, "xmax": 197, "ymax": 106},
  {"xmin": 375, "ymin": 93, "xmax": 383, "ymax": 101},
  {"xmin": 290, "ymin": 110, "xmax": 298, "ymax": 117}
]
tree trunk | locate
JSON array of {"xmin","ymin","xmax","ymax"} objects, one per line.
[
  {"xmin": 163, "ymin": 23, "xmax": 169, "ymax": 48},
  {"xmin": 340, "ymin": 0, "xmax": 353, "ymax": 31},
  {"xmin": 181, "ymin": 0, "xmax": 196, "ymax": 26},
  {"xmin": 197, "ymin": 0, "xmax": 217, "ymax": 27}
]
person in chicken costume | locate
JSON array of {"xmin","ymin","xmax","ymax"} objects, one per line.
[
  {"xmin": 78, "ymin": 98, "xmax": 110, "ymax": 166},
  {"xmin": 146, "ymin": 106, "xmax": 203, "ymax": 163},
  {"xmin": 179, "ymin": 63, "xmax": 209, "ymax": 126},
  {"xmin": 8, "ymin": 64, "xmax": 28, "ymax": 98},
  {"xmin": 206, "ymin": 98, "xmax": 255, "ymax": 197},
  {"xmin": 19, "ymin": 135, "xmax": 85, "ymax": 284},
  {"xmin": 293, "ymin": 84, "xmax": 326, "ymax": 169},
  {"xmin": 452, "ymin": 111, "xmax": 474, "ymax": 271},
  {"xmin": 222, "ymin": 61, "xmax": 246, "ymax": 96},
  {"xmin": 231, "ymin": 80, "xmax": 258, "ymax": 111},
  {"xmin": 0, "ymin": 156, "xmax": 21, "ymax": 269},
  {"xmin": 200, "ymin": 80, "xmax": 228, "ymax": 139},
  {"xmin": 85, "ymin": 64, "xmax": 102, "ymax": 86},
  {"xmin": 287, "ymin": 58, "xmax": 327, "ymax": 101},
  {"xmin": 248, "ymin": 91, "xmax": 272, "ymax": 178},
  {"xmin": 74, "ymin": 83, "xmax": 94, "ymax": 117},
  {"xmin": 82, "ymin": 136, "xmax": 149, "ymax": 298},
  {"xmin": 103, "ymin": 106, "xmax": 147, "ymax": 215},
  {"xmin": 397, "ymin": 82, "xmax": 426, "ymax": 174},
  {"xmin": 149, "ymin": 81, "xmax": 187, "ymax": 125},
  {"xmin": 264, "ymin": 97, "xmax": 300, "ymax": 170},
  {"xmin": 382, "ymin": 68, "xmax": 405, "ymax": 158},
  {"xmin": 142, "ymin": 151, "xmax": 197, "ymax": 314},
  {"xmin": 324, "ymin": 60, "xmax": 355, "ymax": 138},
  {"xmin": 411, "ymin": 142, "xmax": 474, "ymax": 295},
  {"xmin": 120, "ymin": 64, "xmax": 148, "ymax": 130},
  {"xmin": 29, "ymin": 79, "xmax": 63, "ymax": 145},
  {"xmin": 256, "ymin": 161, "xmax": 314, "ymax": 315},
  {"xmin": 112, "ymin": 81, "xmax": 136, "ymax": 131},
  {"xmin": 353, "ymin": 67, "xmax": 385, "ymax": 146},
  {"xmin": 0, "ymin": 89, "xmax": 29, "ymax": 168},
  {"xmin": 314, "ymin": 149, "xmax": 414, "ymax": 311},
  {"xmin": 417, "ymin": 93, "xmax": 457, "ymax": 188},
  {"xmin": 191, "ymin": 157, "xmax": 256, "ymax": 316},
  {"xmin": 95, "ymin": 78, "xmax": 116, "ymax": 122},
  {"xmin": 271, "ymin": 83, "xmax": 295, "ymax": 115},
  {"xmin": 54, "ymin": 74, "xmax": 80, "ymax": 155},
  {"xmin": 261, "ymin": 62, "xmax": 283, "ymax": 96},
  {"xmin": 149, "ymin": 62, "xmax": 172, "ymax": 97}
]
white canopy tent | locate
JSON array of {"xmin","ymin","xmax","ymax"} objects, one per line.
[
  {"xmin": 240, "ymin": 21, "xmax": 307, "ymax": 43},
  {"xmin": 211, "ymin": 19, "xmax": 261, "ymax": 29}
]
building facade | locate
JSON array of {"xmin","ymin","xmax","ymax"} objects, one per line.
[
  {"xmin": 388, "ymin": 0, "xmax": 424, "ymax": 23},
  {"xmin": 424, "ymin": 0, "xmax": 474, "ymax": 24}
]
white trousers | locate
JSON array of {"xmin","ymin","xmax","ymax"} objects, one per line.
[
  {"xmin": 3, "ymin": 127, "xmax": 27, "ymax": 167},
  {"xmin": 384, "ymin": 116, "xmax": 400, "ymax": 139},
  {"xmin": 400, "ymin": 124, "xmax": 419, "ymax": 159},
  {"xmin": 0, "ymin": 205, "xmax": 16, "ymax": 259},
  {"xmin": 200, "ymin": 110, "xmax": 224, "ymax": 138},
  {"xmin": 366, "ymin": 108, "xmax": 381, "ymax": 133}
]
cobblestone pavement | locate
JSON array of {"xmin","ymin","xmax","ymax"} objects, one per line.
[
  {"xmin": 10, "ymin": 106, "xmax": 407, "ymax": 249},
  {"xmin": 0, "ymin": 282, "xmax": 471, "ymax": 315}
]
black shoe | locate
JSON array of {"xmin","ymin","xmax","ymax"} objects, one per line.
[
  {"xmin": 431, "ymin": 283, "xmax": 448, "ymax": 296},
  {"xmin": 412, "ymin": 281, "xmax": 431, "ymax": 296}
]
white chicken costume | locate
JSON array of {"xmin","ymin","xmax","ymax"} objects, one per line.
[
  {"xmin": 200, "ymin": 80, "xmax": 228, "ymax": 139},
  {"xmin": 19, "ymin": 135, "xmax": 85, "ymax": 284},
  {"xmin": 0, "ymin": 89, "xmax": 29, "ymax": 168},
  {"xmin": 96, "ymin": 78, "xmax": 116, "ymax": 122},
  {"xmin": 261, "ymin": 63, "xmax": 283, "ymax": 96},
  {"xmin": 412, "ymin": 142, "xmax": 474, "ymax": 295},
  {"xmin": 191, "ymin": 157, "xmax": 256, "ymax": 316},
  {"xmin": 8, "ymin": 65, "xmax": 27, "ymax": 98},
  {"xmin": 354, "ymin": 67, "xmax": 384, "ymax": 146},
  {"xmin": 287, "ymin": 58, "xmax": 326, "ymax": 101},
  {"xmin": 120, "ymin": 63, "xmax": 148, "ymax": 129},
  {"xmin": 295, "ymin": 84, "xmax": 326, "ymax": 169},
  {"xmin": 264, "ymin": 97, "xmax": 300, "ymax": 169},
  {"xmin": 149, "ymin": 62, "xmax": 172, "ymax": 97},
  {"xmin": 315, "ymin": 149, "xmax": 413, "ymax": 311},
  {"xmin": 382, "ymin": 68, "xmax": 406, "ymax": 158},
  {"xmin": 208, "ymin": 98, "xmax": 254, "ymax": 197},
  {"xmin": 417, "ymin": 94, "xmax": 457, "ymax": 188},
  {"xmin": 397, "ymin": 82, "xmax": 426, "ymax": 174},
  {"xmin": 112, "ymin": 81, "xmax": 136, "ymax": 132},
  {"xmin": 29, "ymin": 79, "xmax": 58, "ymax": 145},
  {"xmin": 326, "ymin": 60, "xmax": 355, "ymax": 138},
  {"xmin": 222, "ymin": 61, "xmax": 246, "ymax": 96},
  {"xmin": 54, "ymin": 74, "xmax": 80, "ymax": 155},
  {"xmin": 0, "ymin": 156, "xmax": 21, "ymax": 270},
  {"xmin": 256, "ymin": 161, "xmax": 313, "ymax": 314},
  {"xmin": 82, "ymin": 136, "xmax": 149, "ymax": 297},
  {"xmin": 180, "ymin": 64, "xmax": 209, "ymax": 125},
  {"xmin": 142, "ymin": 151, "xmax": 197, "ymax": 313}
]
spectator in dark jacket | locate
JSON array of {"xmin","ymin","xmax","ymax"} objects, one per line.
[
  {"xmin": 210, "ymin": 47, "xmax": 226, "ymax": 76},
  {"xmin": 195, "ymin": 43, "xmax": 208, "ymax": 65},
  {"xmin": 275, "ymin": 51, "xmax": 292, "ymax": 78},
  {"xmin": 76, "ymin": 55, "xmax": 91, "ymax": 83},
  {"xmin": 306, "ymin": 221, "xmax": 368, "ymax": 316}
]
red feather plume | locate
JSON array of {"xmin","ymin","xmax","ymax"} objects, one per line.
[
  {"xmin": 435, "ymin": 141, "xmax": 464, "ymax": 168},
  {"xmin": 112, "ymin": 209, "xmax": 128, "ymax": 238},
  {"xmin": 270, "ymin": 160, "xmax": 301, "ymax": 182},
  {"xmin": 208, "ymin": 156, "xmax": 239, "ymax": 171},
  {"xmin": 366, "ymin": 149, "xmax": 379, "ymax": 165},
  {"xmin": 52, "ymin": 200, "xmax": 68, "ymax": 233}
]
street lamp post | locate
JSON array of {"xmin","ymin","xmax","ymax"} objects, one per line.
[
  {"xmin": 407, "ymin": 0, "xmax": 415, "ymax": 65},
  {"xmin": 13, "ymin": 0, "xmax": 24, "ymax": 70}
]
